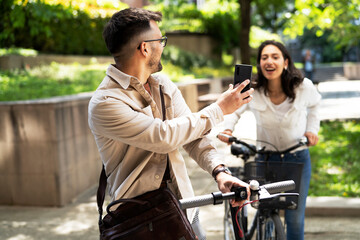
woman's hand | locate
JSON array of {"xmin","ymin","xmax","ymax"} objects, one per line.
[
  {"xmin": 216, "ymin": 172, "xmax": 250, "ymax": 207},
  {"xmin": 304, "ymin": 131, "xmax": 319, "ymax": 146},
  {"xmin": 217, "ymin": 130, "xmax": 233, "ymax": 145}
]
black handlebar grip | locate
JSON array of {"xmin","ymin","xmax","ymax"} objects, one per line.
[
  {"xmin": 262, "ymin": 180, "xmax": 295, "ymax": 194},
  {"xmin": 231, "ymin": 144, "xmax": 248, "ymax": 156}
]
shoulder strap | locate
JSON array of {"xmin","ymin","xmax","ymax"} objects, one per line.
[
  {"xmin": 159, "ymin": 86, "xmax": 171, "ymax": 182},
  {"xmin": 159, "ymin": 85, "xmax": 166, "ymax": 121},
  {"xmin": 97, "ymin": 165, "xmax": 107, "ymax": 225},
  {"xmin": 97, "ymin": 85, "xmax": 169, "ymax": 225}
]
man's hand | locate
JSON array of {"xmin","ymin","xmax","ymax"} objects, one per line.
[
  {"xmin": 216, "ymin": 80, "xmax": 254, "ymax": 115},
  {"xmin": 216, "ymin": 172, "xmax": 250, "ymax": 207},
  {"xmin": 304, "ymin": 131, "xmax": 319, "ymax": 146}
]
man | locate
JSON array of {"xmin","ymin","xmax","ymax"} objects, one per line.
[{"xmin": 88, "ymin": 7, "xmax": 253, "ymax": 239}]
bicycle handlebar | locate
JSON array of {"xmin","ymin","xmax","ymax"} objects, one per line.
[
  {"xmin": 217, "ymin": 133, "xmax": 308, "ymax": 156},
  {"xmin": 179, "ymin": 180, "xmax": 297, "ymax": 210},
  {"xmin": 262, "ymin": 180, "xmax": 296, "ymax": 194},
  {"xmin": 178, "ymin": 191, "xmax": 244, "ymax": 210}
]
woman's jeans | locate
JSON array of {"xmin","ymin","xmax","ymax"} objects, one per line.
[{"xmin": 256, "ymin": 149, "xmax": 311, "ymax": 240}]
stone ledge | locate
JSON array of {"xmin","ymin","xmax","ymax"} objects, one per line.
[{"xmin": 306, "ymin": 197, "xmax": 360, "ymax": 217}]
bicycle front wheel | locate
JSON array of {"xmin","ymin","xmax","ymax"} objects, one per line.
[{"xmin": 257, "ymin": 213, "xmax": 285, "ymax": 240}]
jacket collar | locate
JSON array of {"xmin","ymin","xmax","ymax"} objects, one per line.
[{"xmin": 106, "ymin": 64, "xmax": 161, "ymax": 90}]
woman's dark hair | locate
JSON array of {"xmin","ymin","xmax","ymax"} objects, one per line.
[
  {"xmin": 253, "ymin": 40, "xmax": 304, "ymax": 102},
  {"xmin": 102, "ymin": 8, "xmax": 162, "ymax": 56}
]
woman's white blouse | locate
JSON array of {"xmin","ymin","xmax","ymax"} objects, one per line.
[{"xmin": 224, "ymin": 78, "xmax": 322, "ymax": 151}]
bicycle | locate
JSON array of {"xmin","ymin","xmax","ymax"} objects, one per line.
[
  {"xmin": 179, "ymin": 179, "xmax": 299, "ymax": 240},
  {"xmin": 219, "ymin": 134, "xmax": 308, "ymax": 240}
]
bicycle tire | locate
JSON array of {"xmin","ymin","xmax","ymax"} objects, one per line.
[{"xmin": 257, "ymin": 212, "xmax": 285, "ymax": 240}]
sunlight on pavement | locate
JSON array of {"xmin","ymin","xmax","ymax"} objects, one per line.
[
  {"xmin": 7, "ymin": 234, "xmax": 33, "ymax": 240},
  {"xmin": 53, "ymin": 220, "xmax": 91, "ymax": 235},
  {"xmin": 10, "ymin": 221, "xmax": 27, "ymax": 228}
]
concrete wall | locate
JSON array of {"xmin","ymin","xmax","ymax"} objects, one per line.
[{"xmin": 0, "ymin": 93, "xmax": 101, "ymax": 206}]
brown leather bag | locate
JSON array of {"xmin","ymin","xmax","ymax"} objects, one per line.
[{"xmin": 97, "ymin": 166, "xmax": 196, "ymax": 240}]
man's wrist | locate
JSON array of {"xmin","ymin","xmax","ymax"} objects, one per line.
[{"xmin": 212, "ymin": 165, "xmax": 232, "ymax": 180}]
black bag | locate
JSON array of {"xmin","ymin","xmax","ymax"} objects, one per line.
[{"xmin": 97, "ymin": 167, "xmax": 196, "ymax": 240}]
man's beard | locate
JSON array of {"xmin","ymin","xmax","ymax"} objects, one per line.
[{"xmin": 149, "ymin": 53, "xmax": 163, "ymax": 73}]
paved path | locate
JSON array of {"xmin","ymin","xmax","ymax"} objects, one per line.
[{"xmin": 0, "ymin": 80, "xmax": 359, "ymax": 240}]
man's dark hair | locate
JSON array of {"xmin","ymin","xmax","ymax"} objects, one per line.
[
  {"xmin": 253, "ymin": 40, "xmax": 304, "ymax": 102},
  {"xmin": 103, "ymin": 8, "xmax": 162, "ymax": 58}
]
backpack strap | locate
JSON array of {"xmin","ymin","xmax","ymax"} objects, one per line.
[{"xmin": 160, "ymin": 86, "xmax": 171, "ymax": 182}]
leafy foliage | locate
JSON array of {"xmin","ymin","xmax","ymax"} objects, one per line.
[
  {"xmin": 283, "ymin": 0, "xmax": 360, "ymax": 51},
  {"xmin": 1, "ymin": 0, "xmax": 283, "ymax": 58},
  {"xmin": 252, "ymin": 0, "xmax": 293, "ymax": 33},
  {"xmin": 199, "ymin": 0, "xmax": 241, "ymax": 53},
  {"xmin": 0, "ymin": 1, "xmax": 128, "ymax": 55},
  {"xmin": 148, "ymin": 0, "xmax": 240, "ymax": 53},
  {"xmin": 149, "ymin": 0, "xmax": 281, "ymax": 56},
  {"xmin": 309, "ymin": 120, "xmax": 360, "ymax": 197}
]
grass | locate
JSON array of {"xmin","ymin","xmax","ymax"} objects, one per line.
[
  {"xmin": 0, "ymin": 47, "xmax": 38, "ymax": 56},
  {"xmin": 0, "ymin": 62, "xmax": 107, "ymax": 101},
  {"xmin": 309, "ymin": 120, "xmax": 360, "ymax": 197}
]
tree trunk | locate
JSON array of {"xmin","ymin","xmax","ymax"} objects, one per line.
[{"xmin": 239, "ymin": 0, "xmax": 251, "ymax": 64}]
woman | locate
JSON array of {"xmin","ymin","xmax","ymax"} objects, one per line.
[{"xmin": 218, "ymin": 40, "xmax": 321, "ymax": 240}]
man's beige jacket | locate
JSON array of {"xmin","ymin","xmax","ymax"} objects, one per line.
[{"xmin": 88, "ymin": 65, "xmax": 225, "ymax": 220}]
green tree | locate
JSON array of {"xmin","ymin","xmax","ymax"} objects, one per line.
[
  {"xmin": 283, "ymin": 0, "xmax": 360, "ymax": 56},
  {"xmin": 239, "ymin": 0, "xmax": 251, "ymax": 64},
  {"xmin": 252, "ymin": 0, "xmax": 294, "ymax": 33},
  {"xmin": 0, "ymin": 0, "xmax": 16, "ymax": 46}
]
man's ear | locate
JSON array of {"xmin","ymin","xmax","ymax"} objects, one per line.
[{"xmin": 138, "ymin": 42, "xmax": 149, "ymax": 56}]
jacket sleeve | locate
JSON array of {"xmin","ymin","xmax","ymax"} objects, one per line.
[
  {"xmin": 170, "ymin": 83, "xmax": 225, "ymax": 174},
  {"xmin": 88, "ymin": 81, "xmax": 224, "ymax": 155},
  {"xmin": 223, "ymin": 104, "xmax": 248, "ymax": 132}
]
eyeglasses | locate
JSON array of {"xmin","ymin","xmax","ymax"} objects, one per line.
[{"xmin": 137, "ymin": 36, "xmax": 167, "ymax": 49}]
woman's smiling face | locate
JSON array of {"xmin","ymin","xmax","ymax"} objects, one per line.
[{"xmin": 260, "ymin": 44, "xmax": 288, "ymax": 82}]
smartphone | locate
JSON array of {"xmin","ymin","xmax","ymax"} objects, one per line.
[{"xmin": 234, "ymin": 64, "xmax": 252, "ymax": 97}]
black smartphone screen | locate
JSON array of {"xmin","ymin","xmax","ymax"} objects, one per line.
[{"xmin": 234, "ymin": 64, "xmax": 252, "ymax": 94}]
